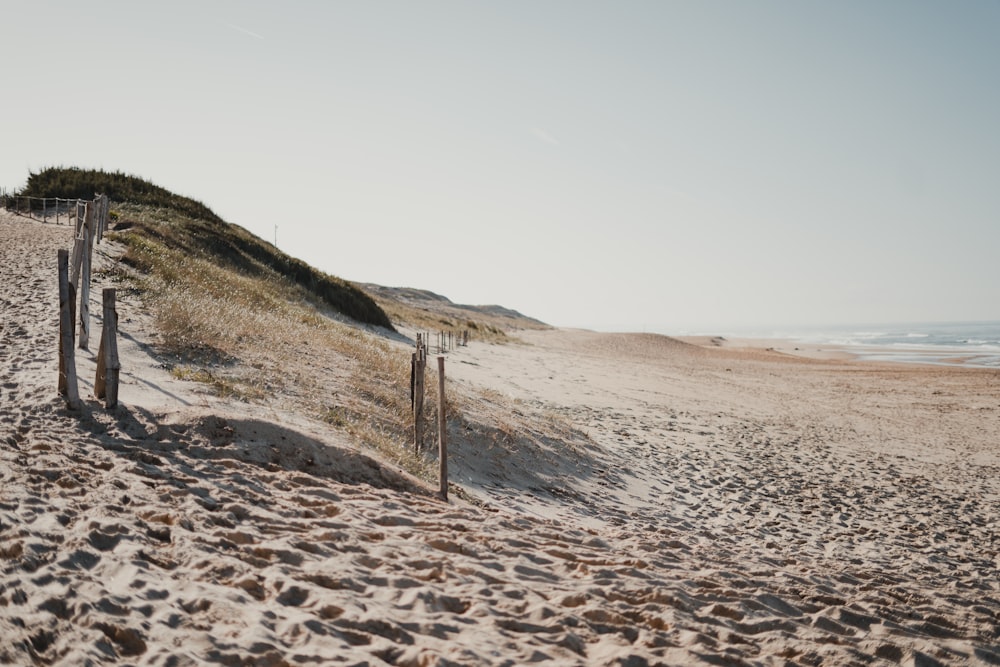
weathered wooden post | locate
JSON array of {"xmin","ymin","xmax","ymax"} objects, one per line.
[
  {"xmin": 437, "ymin": 356, "xmax": 448, "ymax": 500},
  {"xmin": 95, "ymin": 195, "xmax": 103, "ymax": 242},
  {"xmin": 96, "ymin": 194, "xmax": 109, "ymax": 243},
  {"xmin": 57, "ymin": 250, "xmax": 80, "ymax": 410},
  {"xmin": 95, "ymin": 288, "xmax": 120, "ymax": 408},
  {"xmin": 69, "ymin": 203, "xmax": 88, "ymax": 289},
  {"xmin": 413, "ymin": 337, "xmax": 426, "ymax": 453},
  {"xmin": 78, "ymin": 204, "xmax": 95, "ymax": 349}
]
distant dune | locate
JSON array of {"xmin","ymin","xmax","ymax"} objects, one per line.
[{"xmin": 359, "ymin": 283, "xmax": 550, "ymax": 331}]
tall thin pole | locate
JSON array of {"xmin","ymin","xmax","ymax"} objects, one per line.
[
  {"xmin": 57, "ymin": 250, "xmax": 80, "ymax": 410},
  {"xmin": 437, "ymin": 356, "xmax": 448, "ymax": 500},
  {"xmin": 413, "ymin": 336, "xmax": 425, "ymax": 453},
  {"xmin": 78, "ymin": 208, "xmax": 93, "ymax": 350}
]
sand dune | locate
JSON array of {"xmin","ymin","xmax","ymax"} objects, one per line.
[{"xmin": 2, "ymin": 212, "xmax": 999, "ymax": 665}]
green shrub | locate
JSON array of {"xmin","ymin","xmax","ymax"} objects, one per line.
[{"xmin": 16, "ymin": 166, "xmax": 223, "ymax": 223}]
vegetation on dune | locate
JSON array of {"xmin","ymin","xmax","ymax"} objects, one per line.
[
  {"xmin": 116, "ymin": 208, "xmax": 393, "ymax": 331},
  {"xmin": 14, "ymin": 166, "xmax": 224, "ymax": 224},
  {"xmin": 110, "ymin": 210, "xmax": 539, "ymax": 484},
  {"xmin": 19, "ymin": 167, "xmax": 393, "ymax": 330},
  {"xmin": 103, "ymin": 202, "xmax": 430, "ymax": 480},
  {"xmin": 359, "ymin": 285, "xmax": 550, "ymax": 345},
  {"xmin": 368, "ymin": 297, "xmax": 512, "ymax": 344},
  {"xmin": 13, "ymin": 166, "xmax": 542, "ymax": 485}
]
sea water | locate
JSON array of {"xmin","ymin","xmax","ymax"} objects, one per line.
[{"xmin": 768, "ymin": 321, "xmax": 1000, "ymax": 368}]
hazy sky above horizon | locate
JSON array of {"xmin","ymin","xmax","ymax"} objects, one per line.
[{"xmin": 4, "ymin": 1, "xmax": 998, "ymax": 332}]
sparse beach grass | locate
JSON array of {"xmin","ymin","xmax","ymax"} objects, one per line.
[
  {"xmin": 106, "ymin": 203, "xmax": 442, "ymax": 480},
  {"xmin": 103, "ymin": 199, "xmax": 549, "ymax": 487}
]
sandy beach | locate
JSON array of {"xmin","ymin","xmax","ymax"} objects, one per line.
[{"xmin": 2, "ymin": 212, "xmax": 999, "ymax": 665}]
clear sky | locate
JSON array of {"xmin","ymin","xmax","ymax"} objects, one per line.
[{"xmin": 4, "ymin": 1, "xmax": 998, "ymax": 332}]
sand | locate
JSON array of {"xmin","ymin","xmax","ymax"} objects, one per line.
[{"xmin": 2, "ymin": 211, "xmax": 999, "ymax": 666}]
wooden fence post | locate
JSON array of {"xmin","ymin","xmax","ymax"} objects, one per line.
[
  {"xmin": 95, "ymin": 194, "xmax": 108, "ymax": 243},
  {"xmin": 57, "ymin": 250, "xmax": 80, "ymax": 410},
  {"xmin": 78, "ymin": 207, "xmax": 94, "ymax": 350},
  {"xmin": 69, "ymin": 203, "xmax": 87, "ymax": 288},
  {"xmin": 437, "ymin": 355, "xmax": 448, "ymax": 500},
  {"xmin": 94, "ymin": 195, "xmax": 103, "ymax": 242},
  {"xmin": 95, "ymin": 288, "xmax": 120, "ymax": 408},
  {"xmin": 102, "ymin": 194, "xmax": 109, "ymax": 239},
  {"xmin": 77, "ymin": 200, "xmax": 86, "ymax": 236},
  {"xmin": 413, "ymin": 339, "xmax": 426, "ymax": 452}
]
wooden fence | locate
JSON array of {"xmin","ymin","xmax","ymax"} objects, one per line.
[
  {"xmin": 15, "ymin": 191, "xmax": 461, "ymax": 480},
  {"xmin": 52, "ymin": 194, "xmax": 120, "ymax": 410},
  {"xmin": 3, "ymin": 194, "xmax": 94, "ymax": 227},
  {"xmin": 418, "ymin": 329, "xmax": 470, "ymax": 355},
  {"xmin": 410, "ymin": 334, "xmax": 452, "ymax": 500},
  {"xmin": 411, "ymin": 333, "xmax": 451, "ymax": 501}
]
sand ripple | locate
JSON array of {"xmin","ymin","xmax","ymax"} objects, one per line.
[{"xmin": 2, "ymin": 213, "xmax": 999, "ymax": 665}]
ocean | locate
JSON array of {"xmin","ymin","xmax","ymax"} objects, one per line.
[{"xmin": 759, "ymin": 321, "xmax": 1000, "ymax": 368}]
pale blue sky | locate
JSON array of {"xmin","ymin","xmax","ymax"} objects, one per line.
[{"xmin": 4, "ymin": 1, "xmax": 998, "ymax": 331}]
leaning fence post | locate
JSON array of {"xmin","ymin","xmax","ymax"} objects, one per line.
[
  {"xmin": 95, "ymin": 288, "xmax": 120, "ymax": 408},
  {"xmin": 57, "ymin": 250, "xmax": 80, "ymax": 410},
  {"xmin": 75, "ymin": 200, "xmax": 86, "ymax": 236},
  {"xmin": 437, "ymin": 356, "xmax": 448, "ymax": 500},
  {"xmin": 69, "ymin": 203, "xmax": 88, "ymax": 288},
  {"xmin": 78, "ymin": 207, "xmax": 94, "ymax": 349}
]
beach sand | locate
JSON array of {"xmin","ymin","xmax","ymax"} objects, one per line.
[{"xmin": 2, "ymin": 212, "xmax": 999, "ymax": 665}]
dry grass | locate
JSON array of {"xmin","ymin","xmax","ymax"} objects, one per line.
[
  {"xmin": 105, "ymin": 201, "xmax": 571, "ymax": 488},
  {"xmin": 360, "ymin": 284, "xmax": 549, "ymax": 345},
  {"xmin": 108, "ymin": 207, "xmax": 433, "ymax": 481},
  {"xmin": 371, "ymin": 298, "xmax": 513, "ymax": 345}
]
